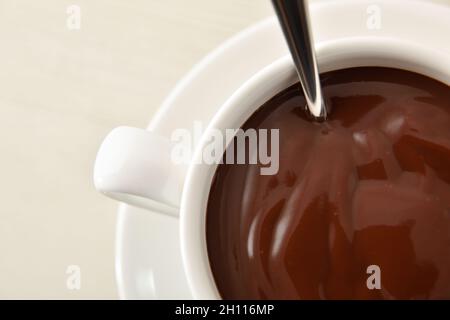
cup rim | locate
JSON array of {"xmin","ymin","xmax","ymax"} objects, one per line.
[{"xmin": 180, "ymin": 36, "xmax": 450, "ymax": 299}]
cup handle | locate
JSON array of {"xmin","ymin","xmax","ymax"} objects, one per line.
[{"xmin": 93, "ymin": 126, "xmax": 186, "ymax": 217}]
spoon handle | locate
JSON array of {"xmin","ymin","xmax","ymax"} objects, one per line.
[{"xmin": 272, "ymin": 0, "xmax": 327, "ymax": 119}]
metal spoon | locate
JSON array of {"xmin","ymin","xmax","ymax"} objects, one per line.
[{"xmin": 272, "ymin": 0, "xmax": 328, "ymax": 120}]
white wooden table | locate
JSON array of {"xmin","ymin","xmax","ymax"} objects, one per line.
[{"xmin": 0, "ymin": 0, "xmax": 272, "ymax": 299}]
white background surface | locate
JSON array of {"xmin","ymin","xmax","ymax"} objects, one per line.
[
  {"xmin": 0, "ymin": 0, "xmax": 273, "ymax": 299},
  {"xmin": 0, "ymin": 0, "xmax": 448, "ymax": 299}
]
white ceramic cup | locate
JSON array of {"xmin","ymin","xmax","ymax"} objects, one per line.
[{"xmin": 94, "ymin": 37, "xmax": 450, "ymax": 299}]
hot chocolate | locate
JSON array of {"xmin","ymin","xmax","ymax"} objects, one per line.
[{"xmin": 206, "ymin": 67, "xmax": 450, "ymax": 299}]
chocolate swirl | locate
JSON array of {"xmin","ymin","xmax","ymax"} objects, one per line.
[{"xmin": 206, "ymin": 67, "xmax": 450, "ymax": 299}]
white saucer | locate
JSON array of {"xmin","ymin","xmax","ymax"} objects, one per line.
[{"xmin": 115, "ymin": 0, "xmax": 450, "ymax": 299}]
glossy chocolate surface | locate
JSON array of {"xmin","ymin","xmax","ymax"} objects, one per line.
[{"xmin": 206, "ymin": 67, "xmax": 450, "ymax": 299}]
